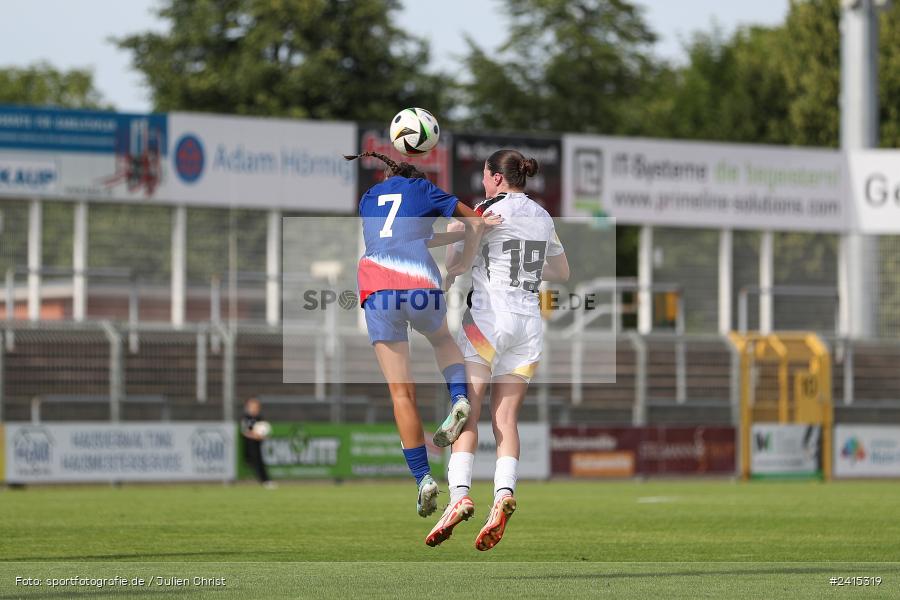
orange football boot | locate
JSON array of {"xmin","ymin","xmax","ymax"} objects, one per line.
[
  {"xmin": 425, "ymin": 496, "xmax": 475, "ymax": 547},
  {"xmin": 474, "ymin": 494, "xmax": 516, "ymax": 551}
]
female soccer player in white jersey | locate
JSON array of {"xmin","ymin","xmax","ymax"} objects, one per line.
[
  {"xmin": 345, "ymin": 151, "xmax": 492, "ymax": 520},
  {"xmin": 426, "ymin": 149, "xmax": 569, "ymax": 550}
]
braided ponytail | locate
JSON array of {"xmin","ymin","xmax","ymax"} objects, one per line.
[{"xmin": 344, "ymin": 151, "xmax": 426, "ymax": 179}]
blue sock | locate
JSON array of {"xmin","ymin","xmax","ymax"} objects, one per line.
[
  {"xmin": 402, "ymin": 445, "xmax": 431, "ymax": 485},
  {"xmin": 442, "ymin": 363, "xmax": 467, "ymax": 403}
]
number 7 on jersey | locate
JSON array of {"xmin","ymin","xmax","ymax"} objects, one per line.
[{"xmin": 378, "ymin": 194, "xmax": 402, "ymax": 238}]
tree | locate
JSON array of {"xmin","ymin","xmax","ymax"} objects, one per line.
[
  {"xmin": 116, "ymin": 0, "xmax": 449, "ymax": 120},
  {"xmin": 458, "ymin": 0, "xmax": 660, "ymax": 134},
  {"xmin": 645, "ymin": 25, "xmax": 792, "ymax": 144},
  {"xmin": 778, "ymin": 0, "xmax": 841, "ymax": 147},
  {"xmin": 878, "ymin": 2, "xmax": 900, "ymax": 147},
  {"xmin": 0, "ymin": 62, "xmax": 107, "ymax": 108}
]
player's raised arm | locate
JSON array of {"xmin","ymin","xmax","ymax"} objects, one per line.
[
  {"xmin": 447, "ymin": 202, "xmax": 485, "ymax": 277},
  {"xmin": 427, "ymin": 230, "xmax": 465, "ymax": 248},
  {"xmin": 444, "ymin": 211, "xmax": 503, "ymax": 273}
]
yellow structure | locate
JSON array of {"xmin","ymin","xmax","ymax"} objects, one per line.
[{"xmin": 728, "ymin": 332, "xmax": 833, "ymax": 481}]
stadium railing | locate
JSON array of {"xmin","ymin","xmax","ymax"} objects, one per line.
[
  {"xmin": 2, "ymin": 289, "xmax": 900, "ymax": 426},
  {"xmin": 738, "ymin": 284, "xmax": 840, "ymax": 335}
]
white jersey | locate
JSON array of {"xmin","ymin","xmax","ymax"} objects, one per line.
[
  {"xmin": 467, "ymin": 192, "xmax": 564, "ymax": 316},
  {"xmin": 454, "ymin": 192, "xmax": 564, "ymax": 381}
]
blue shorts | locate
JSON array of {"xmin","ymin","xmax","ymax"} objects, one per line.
[{"xmin": 362, "ymin": 289, "xmax": 446, "ymax": 344}]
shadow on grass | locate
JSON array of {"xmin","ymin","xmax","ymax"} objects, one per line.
[
  {"xmin": 493, "ymin": 564, "xmax": 900, "ymax": 580},
  {"xmin": 2, "ymin": 550, "xmax": 285, "ymax": 561}
]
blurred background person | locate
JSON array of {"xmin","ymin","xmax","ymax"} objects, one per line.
[{"xmin": 240, "ymin": 397, "xmax": 275, "ymax": 489}]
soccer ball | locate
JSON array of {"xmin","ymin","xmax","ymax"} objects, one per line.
[
  {"xmin": 252, "ymin": 421, "xmax": 272, "ymax": 438},
  {"xmin": 390, "ymin": 108, "xmax": 440, "ymax": 156}
]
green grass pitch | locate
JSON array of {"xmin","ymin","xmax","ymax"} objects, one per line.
[{"xmin": 1, "ymin": 480, "xmax": 899, "ymax": 598}]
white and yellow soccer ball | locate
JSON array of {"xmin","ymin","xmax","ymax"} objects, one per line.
[
  {"xmin": 252, "ymin": 420, "xmax": 272, "ymax": 438},
  {"xmin": 389, "ymin": 107, "xmax": 440, "ymax": 156}
]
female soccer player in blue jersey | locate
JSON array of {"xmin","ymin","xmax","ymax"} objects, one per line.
[{"xmin": 344, "ymin": 151, "xmax": 490, "ymax": 518}]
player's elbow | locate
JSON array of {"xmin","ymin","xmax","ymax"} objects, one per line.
[
  {"xmin": 545, "ymin": 270, "xmax": 569, "ymax": 284},
  {"xmin": 544, "ymin": 255, "xmax": 570, "ymax": 283}
]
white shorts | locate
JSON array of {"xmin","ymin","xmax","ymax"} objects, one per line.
[{"xmin": 458, "ymin": 308, "xmax": 542, "ymax": 382}]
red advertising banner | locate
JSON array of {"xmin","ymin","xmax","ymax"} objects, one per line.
[
  {"xmin": 453, "ymin": 133, "xmax": 562, "ymax": 216},
  {"xmin": 356, "ymin": 124, "xmax": 452, "ymax": 200},
  {"xmin": 551, "ymin": 426, "xmax": 736, "ymax": 477}
]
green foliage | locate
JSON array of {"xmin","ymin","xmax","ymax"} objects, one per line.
[
  {"xmin": 648, "ymin": 25, "xmax": 792, "ymax": 144},
  {"xmin": 115, "ymin": 0, "xmax": 450, "ymax": 120},
  {"xmin": 458, "ymin": 0, "xmax": 659, "ymax": 134},
  {"xmin": 780, "ymin": 0, "xmax": 841, "ymax": 147},
  {"xmin": 0, "ymin": 62, "xmax": 107, "ymax": 108},
  {"xmin": 88, "ymin": 204, "xmax": 172, "ymax": 283},
  {"xmin": 879, "ymin": 2, "xmax": 900, "ymax": 147}
]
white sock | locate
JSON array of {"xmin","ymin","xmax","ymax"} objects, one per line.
[
  {"xmin": 447, "ymin": 451, "xmax": 475, "ymax": 503},
  {"xmin": 494, "ymin": 456, "xmax": 518, "ymax": 502}
]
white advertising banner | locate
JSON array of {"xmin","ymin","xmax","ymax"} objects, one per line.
[
  {"xmin": 846, "ymin": 150, "xmax": 900, "ymax": 234},
  {"xmin": 834, "ymin": 425, "xmax": 900, "ymax": 478},
  {"xmin": 0, "ymin": 105, "xmax": 356, "ymax": 211},
  {"xmin": 164, "ymin": 112, "xmax": 356, "ymax": 212},
  {"xmin": 750, "ymin": 424, "xmax": 821, "ymax": 477},
  {"xmin": 471, "ymin": 423, "xmax": 550, "ymax": 480},
  {"xmin": 4, "ymin": 423, "xmax": 235, "ymax": 483},
  {"xmin": 563, "ymin": 134, "xmax": 847, "ymax": 231}
]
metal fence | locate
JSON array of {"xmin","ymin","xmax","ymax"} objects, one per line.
[{"xmin": 3, "ymin": 318, "xmax": 900, "ymax": 428}]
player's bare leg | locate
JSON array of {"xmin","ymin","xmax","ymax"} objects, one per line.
[
  {"xmin": 423, "ymin": 321, "xmax": 466, "ymax": 375},
  {"xmin": 490, "ymin": 374, "xmax": 528, "ymax": 459},
  {"xmin": 373, "ymin": 341, "xmax": 439, "ymax": 517},
  {"xmin": 451, "ymin": 361, "xmax": 490, "ymax": 455},
  {"xmin": 374, "ymin": 341, "xmax": 424, "ymax": 447},
  {"xmin": 475, "ymin": 374, "xmax": 528, "ymax": 551}
]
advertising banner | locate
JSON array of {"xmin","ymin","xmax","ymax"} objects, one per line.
[
  {"xmin": 0, "ymin": 104, "xmax": 167, "ymax": 201},
  {"xmin": 637, "ymin": 427, "xmax": 736, "ymax": 475},
  {"xmin": 750, "ymin": 424, "xmax": 821, "ymax": 478},
  {"xmin": 0, "ymin": 106, "xmax": 357, "ymax": 211},
  {"xmin": 562, "ymin": 134, "xmax": 847, "ymax": 231},
  {"xmin": 165, "ymin": 112, "xmax": 356, "ymax": 212},
  {"xmin": 846, "ymin": 150, "xmax": 900, "ymax": 233},
  {"xmin": 238, "ymin": 423, "xmax": 447, "ymax": 480},
  {"xmin": 4, "ymin": 423, "xmax": 235, "ymax": 483},
  {"xmin": 834, "ymin": 425, "xmax": 900, "ymax": 478},
  {"xmin": 550, "ymin": 426, "xmax": 735, "ymax": 477},
  {"xmin": 454, "ymin": 133, "xmax": 562, "ymax": 216},
  {"xmin": 471, "ymin": 423, "xmax": 550, "ymax": 480},
  {"xmin": 355, "ymin": 123, "xmax": 452, "ymax": 200}
]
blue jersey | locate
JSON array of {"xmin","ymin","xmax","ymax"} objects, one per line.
[{"xmin": 357, "ymin": 176, "xmax": 458, "ymax": 303}]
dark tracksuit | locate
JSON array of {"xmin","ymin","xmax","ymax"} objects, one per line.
[{"xmin": 240, "ymin": 413, "xmax": 271, "ymax": 483}]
